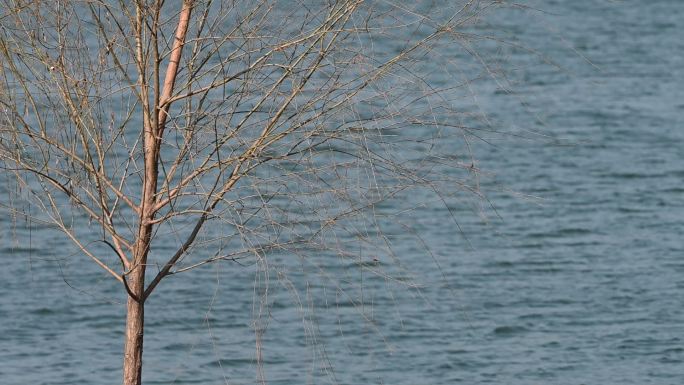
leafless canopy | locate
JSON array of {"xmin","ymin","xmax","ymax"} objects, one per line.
[{"xmin": 0, "ymin": 0, "xmax": 498, "ymax": 291}]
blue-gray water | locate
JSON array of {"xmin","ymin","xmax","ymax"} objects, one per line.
[{"xmin": 2, "ymin": 1, "xmax": 683, "ymax": 384}]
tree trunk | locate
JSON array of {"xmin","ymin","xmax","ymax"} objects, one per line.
[
  {"xmin": 122, "ymin": 268, "xmax": 145, "ymax": 385},
  {"xmin": 121, "ymin": 3, "xmax": 192, "ymax": 384}
]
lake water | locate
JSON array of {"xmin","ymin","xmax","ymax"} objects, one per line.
[{"xmin": 2, "ymin": 1, "xmax": 683, "ymax": 384}]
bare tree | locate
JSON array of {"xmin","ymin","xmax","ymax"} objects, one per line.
[{"xmin": 0, "ymin": 1, "xmax": 506, "ymax": 384}]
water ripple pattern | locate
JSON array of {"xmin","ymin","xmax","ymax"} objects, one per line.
[{"xmin": 1, "ymin": 1, "xmax": 683, "ymax": 384}]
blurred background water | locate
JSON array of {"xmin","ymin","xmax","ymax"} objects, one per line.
[{"xmin": 2, "ymin": 1, "xmax": 683, "ymax": 384}]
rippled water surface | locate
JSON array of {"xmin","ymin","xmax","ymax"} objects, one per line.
[{"xmin": 2, "ymin": 1, "xmax": 683, "ymax": 384}]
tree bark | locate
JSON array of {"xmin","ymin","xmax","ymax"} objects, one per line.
[{"xmin": 122, "ymin": 267, "xmax": 145, "ymax": 385}]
